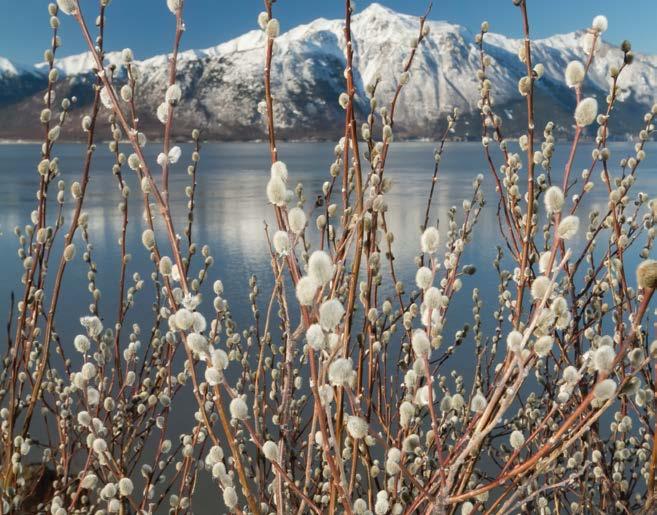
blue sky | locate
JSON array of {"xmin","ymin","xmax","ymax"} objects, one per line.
[{"xmin": 2, "ymin": 0, "xmax": 656, "ymax": 64}]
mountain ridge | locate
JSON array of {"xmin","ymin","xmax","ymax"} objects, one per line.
[{"xmin": 0, "ymin": 2, "xmax": 655, "ymax": 140}]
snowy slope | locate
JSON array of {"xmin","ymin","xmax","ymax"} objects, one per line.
[{"xmin": 1, "ymin": 2, "xmax": 656, "ymax": 139}]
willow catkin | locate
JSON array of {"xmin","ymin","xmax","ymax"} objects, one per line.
[
  {"xmin": 229, "ymin": 397, "xmax": 248, "ymax": 420},
  {"xmin": 346, "ymin": 416, "xmax": 368, "ymax": 439},
  {"xmin": 637, "ymin": 260, "xmax": 657, "ymax": 289},
  {"xmin": 272, "ymin": 230, "xmax": 290, "ymax": 255},
  {"xmin": 328, "ymin": 358, "xmax": 354, "ymax": 387},
  {"xmin": 411, "ymin": 330, "xmax": 430, "ymax": 357},
  {"xmin": 593, "ymin": 378, "xmax": 617, "ymax": 400},
  {"xmin": 564, "ymin": 61, "xmax": 585, "ymax": 87},
  {"xmin": 308, "ymin": 250, "xmax": 333, "ymax": 285},
  {"xmin": 421, "ymin": 226, "xmax": 440, "ymax": 253},
  {"xmin": 305, "ymin": 324, "xmax": 325, "ymax": 351},
  {"xmin": 415, "ymin": 266, "xmax": 433, "ymax": 290},
  {"xmin": 592, "ymin": 14, "xmax": 608, "ymax": 33},
  {"xmin": 63, "ymin": 243, "xmax": 76, "ymax": 261},
  {"xmin": 319, "ymin": 298, "xmax": 344, "ymax": 331},
  {"xmin": 266, "ymin": 176, "xmax": 287, "ymax": 206},
  {"xmin": 266, "ymin": 19, "xmax": 280, "ymax": 38},
  {"xmin": 557, "ymin": 215, "xmax": 580, "ymax": 240},
  {"xmin": 262, "ymin": 440, "xmax": 279, "ymax": 462},
  {"xmin": 288, "ymin": 207, "xmax": 306, "ymax": 235},
  {"xmin": 141, "ymin": 229, "xmax": 156, "ymax": 250},
  {"xmin": 166, "ymin": 0, "xmax": 181, "ymax": 14},
  {"xmin": 544, "ymin": 185, "xmax": 564, "ymax": 213},
  {"xmin": 295, "ymin": 276, "xmax": 317, "ymax": 306},
  {"xmin": 575, "ymin": 97, "xmax": 598, "ymax": 127},
  {"xmin": 56, "ymin": 0, "xmax": 78, "ymax": 15}
]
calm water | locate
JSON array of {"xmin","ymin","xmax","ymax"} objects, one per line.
[{"xmin": 0, "ymin": 141, "xmax": 655, "ymax": 510}]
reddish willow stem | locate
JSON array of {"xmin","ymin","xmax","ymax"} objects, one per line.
[
  {"xmin": 262, "ymin": 2, "xmax": 353, "ymax": 512},
  {"xmin": 512, "ymin": 0, "xmax": 537, "ymax": 328}
]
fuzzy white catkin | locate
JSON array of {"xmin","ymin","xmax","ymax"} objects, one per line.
[
  {"xmin": 564, "ymin": 61, "xmax": 585, "ymax": 87},
  {"xmin": 168, "ymin": 146, "xmax": 181, "ymax": 164},
  {"xmin": 575, "ymin": 97, "xmax": 598, "ymax": 127},
  {"xmin": 92, "ymin": 438, "xmax": 107, "ymax": 454},
  {"xmin": 375, "ymin": 492, "xmax": 389, "ymax": 515},
  {"xmin": 471, "ymin": 390, "xmax": 487, "ymax": 412},
  {"xmin": 57, "ymin": 0, "xmax": 77, "ymax": 15},
  {"xmin": 533, "ymin": 335, "xmax": 552, "ymax": 357},
  {"xmin": 157, "ymin": 103, "xmax": 169, "ymax": 124},
  {"xmin": 223, "ymin": 486, "xmax": 238, "ymax": 509},
  {"xmin": 461, "ymin": 502, "xmax": 474, "ymax": 515},
  {"xmin": 270, "ymin": 161, "xmax": 288, "ymax": 181},
  {"xmin": 210, "ymin": 349, "xmax": 229, "ymax": 371},
  {"xmin": 81, "ymin": 474, "xmax": 97, "ymax": 489},
  {"xmin": 266, "ymin": 18, "xmax": 280, "ymax": 38},
  {"xmin": 193, "ymin": 312, "xmax": 206, "ymax": 331},
  {"xmin": 339, "ymin": 92, "xmax": 350, "ymax": 109},
  {"xmin": 328, "ymin": 357, "xmax": 354, "ymax": 387},
  {"xmin": 399, "ymin": 401, "xmax": 415, "ymax": 428},
  {"xmin": 64, "ymin": 243, "xmax": 76, "ymax": 261},
  {"xmin": 346, "ymin": 416, "xmax": 368, "ymax": 439},
  {"xmin": 128, "ymin": 153, "xmax": 141, "ymax": 170},
  {"xmin": 74, "ymin": 334, "xmax": 90, "ymax": 353},
  {"xmin": 257, "ymin": 11, "xmax": 269, "ymax": 29},
  {"xmin": 423, "ymin": 287, "xmax": 441, "ymax": 310},
  {"xmin": 593, "ymin": 345, "xmax": 615, "ymax": 373},
  {"xmin": 421, "ymin": 226, "xmax": 440, "ymax": 253},
  {"xmin": 563, "ymin": 366, "xmax": 580, "ymax": 385},
  {"xmin": 165, "ymin": 84, "xmax": 182, "ymax": 105},
  {"xmin": 187, "ymin": 333, "xmax": 209, "ymax": 358},
  {"xmin": 557, "ymin": 215, "xmax": 580, "ymax": 240},
  {"xmin": 118, "ymin": 477, "xmax": 134, "ymax": 496},
  {"xmin": 415, "ymin": 385, "xmax": 433, "ymax": 406},
  {"xmin": 544, "ymin": 185, "xmax": 564, "ymax": 213},
  {"xmin": 308, "ymin": 250, "xmax": 334, "ymax": 285},
  {"xmin": 81, "ymin": 316, "xmax": 103, "ymax": 337},
  {"xmin": 272, "ymin": 230, "xmax": 290, "ymax": 255},
  {"xmin": 229, "ymin": 397, "xmax": 248, "ymax": 420},
  {"xmin": 204, "ymin": 367, "xmax": 222, "ymax": 386},
  {"xmin": 416, "ymin": 266, "xmax": 433, "ymax": 290},
  {"xmin": 159, "ymin": 256, "xmax": 173, "ymax": 276},
  {"xmin": 266, "ymin": 176, "xmax": 287, "ymax": 206},
  {"xmin": 594, "ymin": 378, "xmax": 616, "ymax": 400},
  {"xmin": 509, "ymin": 430, "xmax": 525, "ymax": 449},
  {"xmin": 318, "ymin": 384, "xmax": 334, "ymax": 406},
  {"xmin": 411, "ymin": 330, "xmax": 430, "ymax": 357},
  {"xmin": 305, "ymin": 324, "xmax": 325, "ymax": 351},
  {"xmin": 592, "ymin": 14, "xmax": 608, "ymax": 33},
  {"xmin": 354, "ymin": 499, "xmax": 368, "ymax": 514},
  {"xmin": 319, "ymin": 298, "xmax": 345, "ymax": 331},
  {"xmin": 141, "ymin": 229, "xmax": 155, "ymax": 250},
  {"xmin": 175, "ymin": 308, "xmax": 194, "ymax": 330},
  {"xmin": 506, "ymin": 330, "xmax": 524, "ymax": 353},
  {"xmin": 120, "ymin": 85, "xmax": 132, "ymax": 102},
  {"xmin": 295, "ymin": 276, "xmax": 318, "ymax": 306},
  {"xmin": 288, "ymin": 207, "xmax": 306, "ymax": 235},
  {"xmin": 166, "ymin": 0, "xmax": 181, "ymax": 14},
  {"xmin": 262, "ymin": 440, "xmax": 279, "ymax": 462},
  {"xmin": 530, "ymin": 276, "xmax": 552, "ymax": 300},
  {"xmin": 100, "ymin": 87, "xmax": 112, "ymax": 109}
]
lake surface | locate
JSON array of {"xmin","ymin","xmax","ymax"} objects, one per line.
[{"xmin": 1, "ymin": 141, "xmax": 655, "ymax": 511}]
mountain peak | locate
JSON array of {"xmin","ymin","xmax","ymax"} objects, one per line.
[{"xmin": 359, "ymin": 2, "xmax": 396, "ymax": 16}]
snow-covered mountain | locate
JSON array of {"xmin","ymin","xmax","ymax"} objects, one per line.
[{"xmin": 1, "ymin": 2, "xmax": 655, "ymax": 140}]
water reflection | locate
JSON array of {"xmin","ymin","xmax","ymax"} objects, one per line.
[{"xmin": 0, "ymin": 141, "xmax": 655, "ymax": 511}]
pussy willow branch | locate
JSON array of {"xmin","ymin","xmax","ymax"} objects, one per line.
[{"xmin": 513, "ymin": 0, "xmax": 537, "ymax": 328}]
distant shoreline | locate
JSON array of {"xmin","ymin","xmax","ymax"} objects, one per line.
[{"xmin": 0, "ymin": 136, "xmax": 645, "ymax": 145}]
